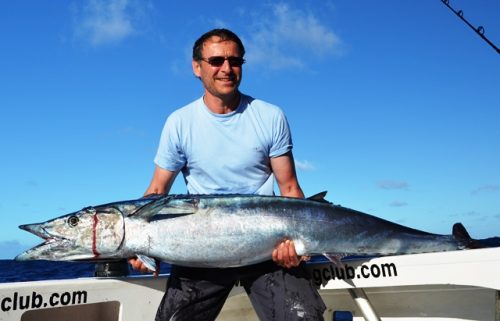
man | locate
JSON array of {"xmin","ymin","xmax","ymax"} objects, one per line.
[{"xmin": 130, "ymin": 28, "xmax": 326, "ymax": 321}]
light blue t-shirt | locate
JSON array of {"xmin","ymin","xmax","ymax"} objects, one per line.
[{"xmin": 154, "ymin": 94, "xmax": 293, "ymax": 195}]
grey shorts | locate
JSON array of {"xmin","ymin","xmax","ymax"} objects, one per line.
[{"xmin": 155, "ymin": 261, "xmax": 326, "ymax": 321}]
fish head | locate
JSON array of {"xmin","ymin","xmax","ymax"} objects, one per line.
[{"xmin": 16, "ymin": 206, "xmax": 125, "ymax": 261}]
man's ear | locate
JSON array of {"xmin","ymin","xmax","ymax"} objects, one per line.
[{"xmin": 192, "ymin": 60, "xmax": 201, "ymax": 78}]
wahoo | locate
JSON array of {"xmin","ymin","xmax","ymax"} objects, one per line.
[{"xmin": 16, "ymin": 193, "xmax": 479, "ymax": 267}]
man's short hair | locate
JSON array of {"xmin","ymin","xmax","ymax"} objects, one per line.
[{"xmin": 192, "ymin": 28, "xmax": 245, "ymax": 60}]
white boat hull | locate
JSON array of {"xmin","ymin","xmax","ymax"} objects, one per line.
[{"xmin": 1, "ymin": 247, "xmax": 499, "ymax": 321}]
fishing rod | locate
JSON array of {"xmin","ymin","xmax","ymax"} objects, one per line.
[{"xmin": 440, "ymin": 0, "xmax": 499, "ymax": 54}]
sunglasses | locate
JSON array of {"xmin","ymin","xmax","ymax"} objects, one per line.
[{"xmin": 200, "ymin": 56, "xmax": 245, "ymax": 67}]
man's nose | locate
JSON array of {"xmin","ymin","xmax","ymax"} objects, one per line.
[{"xmin": 220, "ymin": 59, "xmax": 232, "ymax": 71}]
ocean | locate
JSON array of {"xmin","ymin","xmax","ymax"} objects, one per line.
[{"xmin": 0, "ymin": 260, "xmax": 172, "ymax": 283}]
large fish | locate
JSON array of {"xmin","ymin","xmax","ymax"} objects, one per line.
[{"xmin": 16, "ymin": 193, "xmax": 478, "ymax": 268}]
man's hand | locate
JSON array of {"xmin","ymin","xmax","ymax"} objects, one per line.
[
  {"xmin": 128, "ymin": 257, "xmax": 160, "ymax": 276},
  {"xmin": 272, "ymin": 240, "xmax": 308, "ymax": 269}
]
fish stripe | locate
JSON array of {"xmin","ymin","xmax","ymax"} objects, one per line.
[{"xmin": 92, "ymin": 214, "xmax": 100, "ymax": 258}]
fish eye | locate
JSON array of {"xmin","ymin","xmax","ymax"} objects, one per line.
[{"xmin": 67, "ymin": 216, "xmax": 79, "ymax": 227}]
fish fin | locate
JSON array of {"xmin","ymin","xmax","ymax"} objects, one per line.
[
  {"xmin": 452, "ymin": 223, "xmax": 483, "ymax": 249},
  {"xmin": 131, "ymin": 196, "xmax": 196, "ymax": 221},
  {"xmin": 307, "ymin": 191, "xmax": 331, "ymax": 204},
  {"xmin": 453, "ymin": 223, "xmax": 471, "ymax": 239},
  {"xmin": 323, "ymin": 253, "xmax": 345, "ymax": 269},
  {"xmin": 136, "ymin": 254, "xmax": 157, "ymax": 272}
]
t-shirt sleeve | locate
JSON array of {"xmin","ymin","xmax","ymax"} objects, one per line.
[
  {"xmin": 154, "ymin": 114, "xmax": 186, "ymax": 171},
  {"xmin": 269, "ymin": 109, "xmax": 293, "ymax": 158}
]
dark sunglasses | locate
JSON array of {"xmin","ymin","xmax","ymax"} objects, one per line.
[{"xmin": 201, "ymin": 56, "xmax": 245, "ymax": 67}]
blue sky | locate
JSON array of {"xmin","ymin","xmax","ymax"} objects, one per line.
[{"xmin": 1, "ymin": 1, "xmax": 499, "ymax": 259}]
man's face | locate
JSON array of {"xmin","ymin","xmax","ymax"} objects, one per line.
[{"xmin": 192, "ymin": 37, "xmax": 243, "ymax": 101}]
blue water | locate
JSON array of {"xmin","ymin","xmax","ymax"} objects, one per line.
[{"xmin": 0, "ymin": 260, "xmax": 172, "ymax": 283}]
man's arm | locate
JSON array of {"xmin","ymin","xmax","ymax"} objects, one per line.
[
  {"xmin": 144, "ymin": 165, "xmax": 179, "ymax": 196},
  {"xmin": 270, "ymin": 151, "xmax": 307, "ymax": 268},
  {"xmin": 129, "ymin": 165, "xmax": 178, "ymax": 274},
  {"xmin": 271, "ymin": 151, "xmax": 304, "ymax": 198}
]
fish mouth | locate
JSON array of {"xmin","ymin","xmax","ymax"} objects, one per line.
[
  {"xmin": 16, "ymin": 223, "xmax": 73, "ymax": 261},
  {"xmin": 19, "ymin": 223, "xmax": 71, "ymax": 244},
  {"xmin": 20, "ymin": 223, "xmax": 52, "ymax": 239},
  {"xmin": 15, "ymin": 239, "xmax": 74, "ymax": 261}
]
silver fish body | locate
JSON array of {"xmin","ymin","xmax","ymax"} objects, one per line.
[{"xmin": 16, "ymin": 194, "xmax": 474, "ymax": 267}]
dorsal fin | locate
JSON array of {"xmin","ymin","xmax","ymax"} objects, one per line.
[{"xmin": 307, "ymin": 191, "xmax": 330, "ymax": 203}]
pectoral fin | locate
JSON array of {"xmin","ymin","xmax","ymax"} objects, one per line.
[
  {"xmin": 323, "ymin": 253, "xmax": 346, "ymax": 269},
  {"xmin": 136, "ymin": 254, "xmax": 157, "ymax": 272},
  {"xmin": 132, "ymin": 196, "xmax": 197, "ymax": 221}
]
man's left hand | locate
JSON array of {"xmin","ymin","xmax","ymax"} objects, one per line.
[{"xmin": 272, "ymin": 240, "xmax": 308, "ymax": 269}]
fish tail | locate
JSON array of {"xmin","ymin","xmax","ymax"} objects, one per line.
[{"xmin": 452, "ymin": 223, "xmax": 483, "ymax": 249}]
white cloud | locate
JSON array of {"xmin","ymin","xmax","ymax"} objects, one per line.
[
  {"xmin": 25, "ymin": 180, "xmax": 39, "ymax": 187},
  {"xmin": 116, "ymin": 126, "xmax": 146, "ymax": 138},
  {"xmin": 72, "ymin": 0, "xmax": 152, "ymax": 46},
  {"xmin": 471, "ymin": 184, "xmax": 500, "ymax": 195},
  {"xmin": 244, "ymin": 3, "xmax": 341, "ymax": 70},
  {"xmin": 295, "ymin": 159, "xmax": 315, "ymax": 171},
  {"xmin": 465, "ymin": 210, "xmax": 481, "ymax": 217},
  {"xmin": 390, "ymin": 201, "xmax": 408, "ymax": 207},
  {"xmin": 377, "ymin": 180, "xmax": 410, "ymax": 190},
  {"xmin": 0, "ymin": 240, "xmax": 32, "ymax": 259}
]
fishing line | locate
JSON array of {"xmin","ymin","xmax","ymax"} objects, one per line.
[{"xmin": 440, "ymin": 0, "xmax": 500, "ymax": 54}]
